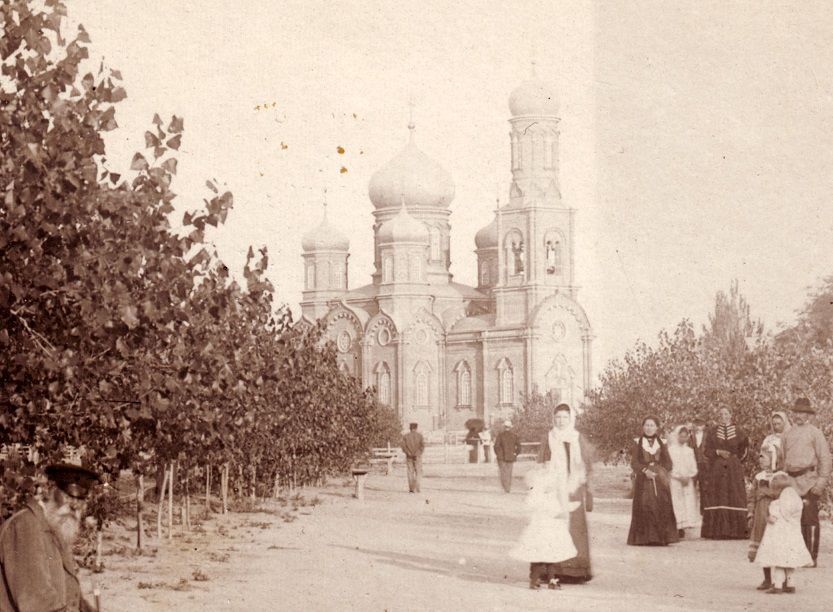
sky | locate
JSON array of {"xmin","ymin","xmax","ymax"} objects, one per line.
[{"xmin": 69, "ymin": 1, "xmax": 833, "ymax": 380}]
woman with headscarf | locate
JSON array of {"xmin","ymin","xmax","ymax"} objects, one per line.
[
  {"xmin": 514, "ymin": 403, "xmax": 593, "ymax": 589},
  {"xmin": 760, "ymin": 411, "xmax": 791, "ymax": 471},
  {"xmin": 668, "ymin": 425, "xmax": 700, "ymax": 537},
  {"xmin": 627, "ymin": 416, "xmax": 679, "ymax": 545},
  {"xmin": 701, "ymin": 406, "xmax": 749, "ymax": 539}
]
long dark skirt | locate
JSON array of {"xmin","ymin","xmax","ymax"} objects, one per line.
[
  {"xmin": 701, "ymin": 456, "xmax": 748, "ymax": 539},
  {"xmin": 531, "ymin": 484, "xmax": 592, "ymax": 582},
  {"xmin": 627, "ymin": 473, "xmax": 679, "ymax": 545}
]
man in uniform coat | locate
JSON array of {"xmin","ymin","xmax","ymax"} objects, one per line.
[
  {"xmin": 781, "ymin": 397, "xmax": 832, "ymax": 567},
  {"xmin": 493, "ymin": 420, "xmax": 522, "ymax": 492},
  {"xmin": 0, "ymin": 463, "xmax": 100, "ymax": 611}
]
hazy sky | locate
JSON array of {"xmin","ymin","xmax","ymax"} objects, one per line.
[{"xmin": 70, "ymin": 1, "xmax": 833, "ymax": 379}]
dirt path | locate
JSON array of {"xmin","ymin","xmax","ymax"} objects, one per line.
[{"xmin": 88, "ymin": 462, "xmax": 831, "ymax": 611}]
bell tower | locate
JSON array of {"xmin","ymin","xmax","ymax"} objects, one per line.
[{"xmin": 493, "ymin": 66, "xmax": 579, "ymax": 326}]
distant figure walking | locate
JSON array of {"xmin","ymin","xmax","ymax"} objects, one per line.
[
  {"xmin": 479, "ymin": 427, "xmax": 493, "ymax": 463},
  {"xmin": 494, "ymin": 420, "xmax": 522, "ymax": 492},
  {"xmin": 781, "ymin": 397, "xmax": 832, "ymax": 567},
  {"xmin": 701, "ymin": 407, "xmax": 748, "ymax": 540},
  {"xmin": 401, "ymin": 423, "xmax": 425, "ymax": 494},
  {"xmin": 627, "ymin": 416, "xmax": 679, "ymax": 546},
  {"xmin": 754, "ymin": 472, "xmax": 813, "ymax": 594}
]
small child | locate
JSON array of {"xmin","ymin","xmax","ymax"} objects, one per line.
[
  {"xmin": 510, "ymin": 467, "xmax": 578, "ymax": 590},
  {"xmin": 754, "ymin": 472, "xmax": 813, "ymax": 594},
  {"xmin": 747, "ymin": 450, "xmax": 778, "ymax": 589}
]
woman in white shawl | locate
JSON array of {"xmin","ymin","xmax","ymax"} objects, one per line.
[
  {"xmin": 512, "ymin": 403, "xmax": 593, "ymax": 589},
  {"xmin": 668, "ymin": 425, "xmax": 700, "ymax": 536}
]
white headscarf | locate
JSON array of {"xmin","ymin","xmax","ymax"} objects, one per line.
[{"xmin": 547, "ymin": 405, "xmax": 585, "ymax": 494}]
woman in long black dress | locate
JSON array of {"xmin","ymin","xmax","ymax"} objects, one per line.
[
  {"xmin": 627, "ymin": 416, "xmax": 679, "ymax": 545},
  {"xmin": 700, "ymin": 406, "xmax": 748, "ymax": 539}
]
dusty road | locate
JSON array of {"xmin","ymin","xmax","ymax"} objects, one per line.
[{"xmin": 89, "ymin": 462, "xmax": 831, "ymax": 611}]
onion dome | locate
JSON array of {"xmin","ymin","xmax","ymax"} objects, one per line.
[
  {"xmin": 368, "ymin": 126, "xmax": 455, "ymax": 210},
  {"xmin": 378, "ymin": 198, "xmax": 429, "ymax": 245},
  {"xmin": 301, "ymin": 205, "xmax": 349, "ymax": 252},
  {"xmin": 508, "ymin": 65, "xmax": 558, "ymax": 117},
  {"xmin": 474, "ymin": 217, "xmax": 498, "ymax": 249}
]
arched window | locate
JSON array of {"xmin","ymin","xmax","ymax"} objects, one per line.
[
  {"xmin": 546, "ymin": 240, "xmax": 561, "ymax": 275},
  {"xmin": 455, "ymin": 361, "xmax": 472, "ymax": 406},
  {"xmin": 306, "ymin": 263, "xmax": 316, "ymax": 289},
  {"xmin": 480, "ymin": 264, "xmax": 489, "ymax": 286},
  {"xmin": 409, "ymin": 253, "xmax": 422, "ymax": 281},
  {"xmin": 376, "ymin": 363, "xmax": 391, "ymax": 406},
  {"xmin": 414, "ymin": 362, "xmax": 430, "ymax": 406},
  {"xmin": 333, "ymin": 263, "xmax": 344, "ymax": 288},
  {"xmin": 497, "ymin": 358, "xmax": 514, "ymax": 404},
  {"xmin": 382, "ymin": 256, "xmax": 393, "ymax": 283},
  {"xmin": 429, "ymin": 227, "xmax": 441, "ymax": 261}
]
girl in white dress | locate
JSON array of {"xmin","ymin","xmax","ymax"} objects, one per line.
[
  {"xmin": 755, "ymin": 472, "xmax": 813, "ymax": 594},
  {"xmin": 668, "ymin": 426, "xmax": 700, "ymax": 537}
]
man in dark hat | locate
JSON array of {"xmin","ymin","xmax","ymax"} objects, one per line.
[
  {"xmin": 400, "ymin": 423, "xmax": 425, "ymax": 493},
  {"xmin": 494, "ymin": 420, "xmax": 522, "ymax": 493},
  {"xmin": 782, "ymin": 397, "xmax": 832, "ymax": 567},
  {"xmin": 0, "ymin": 463, "xmax": 100, "ymax": 611}
]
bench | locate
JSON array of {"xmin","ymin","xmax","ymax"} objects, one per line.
[
  {"xmin": 517, "ymin": 442, "xmax": 541, "ymax": 462},
  {"xmin": 369, "ymin": 446, "xmax": 399, "ymax": 474}
]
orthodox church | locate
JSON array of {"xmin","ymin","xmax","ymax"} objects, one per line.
[{"xmin": 298, "ymin": 72, "xmax": 593, "ymax": 432}]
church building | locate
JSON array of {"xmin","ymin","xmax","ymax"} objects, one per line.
[{"xmin": 298, "ymin": 73, "xmax": 593, "ymax": 432}]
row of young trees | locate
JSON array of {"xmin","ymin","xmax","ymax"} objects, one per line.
[
  {"xmin": 1, "ymin": 0, "xmax": 400, "ymax": 522},
  {"xmin": 582, "ymin": 279, "xmax": 833, "ymax": 483}
]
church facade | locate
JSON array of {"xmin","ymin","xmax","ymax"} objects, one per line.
[{"xmin": 298, "ymin": 74, "xmax": 593, "ymax": 432}]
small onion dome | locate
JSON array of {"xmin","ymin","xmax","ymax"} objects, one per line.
[
  {"xmin": 378, "ymin": 199, "xmax": 429, "ymax": 245},
  {"xmin": 474, "ymin": 218, "xmax": 498, "ymax": 249},
  {"xmin": 368, "ymin": 128, "xmax": 455, "ymax": 210},
  {"xmin": 301, "ymin": 210, "xmax": 349, "ymax": 252},
  {"xmin": 508, "ymin": 78, "xmax": 558, "ymax": 117}
]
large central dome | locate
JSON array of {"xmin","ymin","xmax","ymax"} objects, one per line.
[{"xmin": 368, "ymin": 128, "xmax": 455, "ymax": 210}]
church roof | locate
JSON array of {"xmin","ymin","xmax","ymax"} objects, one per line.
[
  {"xmin": 368, "ymin": 127, "xmax": 455, "ymax": 210},
  {"xmin": 450, "ymin": 314, "xmax": 495, "ymax": 333},
  {"xmin": 508, "ymin": 71, "xmax": 558, "ymax": 118},
  {"xmin": 301, "ymin": 207, "xmax": 349, "ymax": 252},
  {"xmin": 377, "ymin": 199, "xmax": 429, "ymax": 245},
  {"xmin": 474, "ymin": 217, "xmax": 498, "ymax": 249}
]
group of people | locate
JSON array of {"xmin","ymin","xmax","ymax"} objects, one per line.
[{"xmin": 626, "ymin": 397, "xmax": 831, "ymax": 595}]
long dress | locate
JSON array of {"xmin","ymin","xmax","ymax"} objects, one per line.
[
  {"xmin": 701, "ymin": 423, "xmax": 749, "ymax": 539},
  {"xmin": 748, "ymin": 470, "xmax": 778, "ymax": 559},
  {"xmin": 627, "ymin": 436, "xmax": 679, "ymax": 545},
  {"xmin": 668, "ymin": 443, "xmax": 700, "ymax": 530},
  {"xmin": 532, "ymin": 431, "xmax": 594, "ymax": 582},
  {"xmin": 755, "ymin": 486, "xmax": 813, "ymax": 568}
]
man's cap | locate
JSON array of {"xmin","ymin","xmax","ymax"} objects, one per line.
[
  {"xmin": 409, "ymin": 422, "xmax": 418, "ymax": 429},
  {"xmin": 44, "ymin": 463, "xmax": 101, "ymax": 499},
  {"xmin": 503, "ymin": 420, "xmax": 513, "ymax": 428},
  {"xmin": 792, "ymin": 397, "xmax": 815, "ymax": 414}
]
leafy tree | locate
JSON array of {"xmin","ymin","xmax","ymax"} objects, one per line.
[{"xmin": 512, "ymin": 390, "xmax": 560, "ymax": 443}]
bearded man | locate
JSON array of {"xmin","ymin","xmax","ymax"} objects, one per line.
[{"xmin": 0, "ymin": 463, "xmax": 100, "ymax": 611}]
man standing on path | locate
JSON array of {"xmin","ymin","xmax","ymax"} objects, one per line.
[
  {"xmin": 494, "ymin": 420, "xmax": 522, "ymax": 492},
  {"xmin": 0, "ymin": 463, "xmax": 100, "ymax": 611},
  {"xmin": 401, "ymin": 423, "xmax": 425, "ymax": 493},
  {"xmin": 781, "ymin": 397, "xmax": 832, "ymax": 567}
]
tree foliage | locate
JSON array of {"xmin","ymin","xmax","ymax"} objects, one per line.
[
  {"xmin": 1, "ymin": 0, "xmax": 388, "ymax": 519},
  {"xmin": 584, "ymin": 282, "xmax": 833, "ymax": 506}
]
